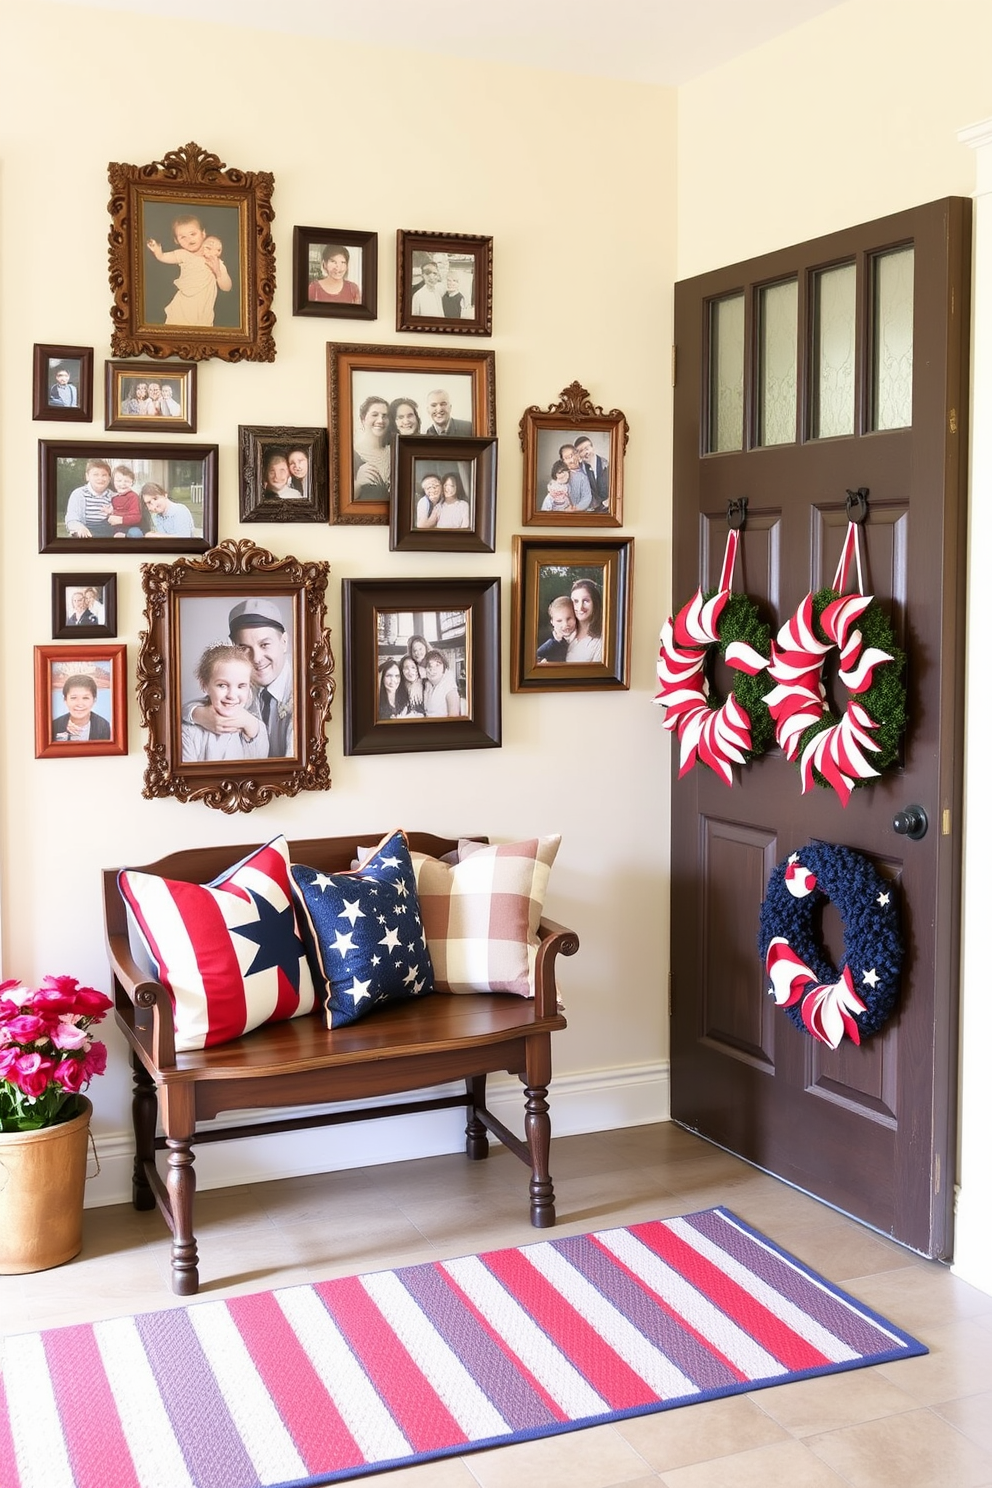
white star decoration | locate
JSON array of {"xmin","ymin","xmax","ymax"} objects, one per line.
[
  {"xmin": 392, "ymin": 878, "xmax": 408, "ymax": 898},
  {"xmin": 402, "ymin": 964, "xmax": 419, "ymax": 987},
  {"xmin": 379, "ymin": 926, "xmax": 401, "ymax": 951},
  {"xmin": 346, "ymin": 976, "xmax": 372, "ymax": 1006},
  {"xmin": 331, "ymin": 929, "xmax": 357, "ymax": 960},
  {"xmin": 788, "ymin": 852, "xmax": 799, "ymax": 865},
  {"xmin": 862, "ymin": 967, "xmax": 880, "ymax": 988},
  {"xmin": 380, "ymin": 856, "xmax": 401, "ymax": 868},
  {"xmin": 338, "ymin": 899, "xmax": 365, "ymax": 927},
  {"xmin": 311, "ymin": 872, "xmax": 335, "ymax": 892},
  {"xmin": 877, "ymin": 890, "xmax": 890, "ymax": 907}
]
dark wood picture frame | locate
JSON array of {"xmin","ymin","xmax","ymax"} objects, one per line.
[
  {"xmin": 520, "ymin": 381, "xmax": 629, "ymax": 528},
  {"xmin": 390, "ymin": 435, "xmax": 497, "ymax": 553},
  {"xmin": 396, "ymin": 230, "xmax": 493, "ymax": 336},
  {"xmin": 39, "ymin": 440, "xmax": 218, "ymax": 554},
  {"xmin": 328, "ymin": 343, "xmax": 497, "ymax": 525},
  {"xmin": 51, "ymin": 573, "xmax": 118, "ymax": 639},
  {"xmin": 343, "ymin": 576, "xmax": 501, "ymax": 756},
  {"xmin": 137, "ymin": 539, "xmax": 335, "ymax": 814},
  {"xmin": 33, "ymin": 345, "xmax": 93, "ymax": 423},
  {"xmin": 107, "ymin": 141, "xmax": 276, "ymax": 363},
  {"xmin": 35, "ymin": 643, "xmax": 127, "ymax": 759},
  {"xmin": 511, "ymin": 534, "xmax": 634, "ymax": 692},
  {"xmin": 105, "ymin": 360, "xmax": 197, "ymax": 432},
  {"xmin": 292, "ymin": 226, "xmax": 377, "ymax": 320},
  {"xmin": 238, "ymin": 425, "xmax": 329, "ymax": 524}
]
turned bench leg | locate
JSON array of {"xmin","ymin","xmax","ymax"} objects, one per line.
[
  {"xmin": 524, "ymin": 1081, "xmax": 556, "ymax": 1227},
  {"xmin": 131, "ymin": 1054, "xmax": 157, "ymax": 1212},
  {"xmin": 465, "ymin": 1074, "xmax": 490, "ymax": 1159},
  {"xmin": 165, "ymin": 1137, "xmax": 199, "ymax": 1295}
]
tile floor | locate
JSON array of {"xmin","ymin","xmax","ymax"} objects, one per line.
[{"xmin": 5, "ymin": 1121, "xmax": 992, "ymax": 1487}]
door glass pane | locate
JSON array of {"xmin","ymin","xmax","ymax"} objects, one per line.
[
  {"xmin": 812, "ymin": 262, "xmax": 856, "ymax": 438},
  {"xmin": 757, "ymin": 279, "xmax": 798, "ymax": 446},
  {"xmin": 708, "ymin": 293, "xmax": 744, "ymax": 452},
  {"xmin": 872, "ymin": 246, "xmax": 914, "ymax": 430}
]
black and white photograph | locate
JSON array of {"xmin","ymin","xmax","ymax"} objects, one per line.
[
  {"xmin": 177, "ymin": 592, "xmax": 296, "ymax": 763},
  {"xmin": 375, "ymin": 612, "xmax": 469, "ymax": 722},
  {"xmin": 239, "ymin": 424, "xmax": 329, "ymax": 523},
  {"xmin": 396, "ymin": 231, "xmax": 493, "ymax": 336}
]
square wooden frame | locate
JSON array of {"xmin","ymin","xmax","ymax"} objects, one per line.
[
  {"xmin": 107, "ymin": 140, "xmax": 276, "ymax": 362},
  {"xmin": 238, "ymin": 425, "xmax": 329, "ymax": 524},
  {"xmin": 39, "ymin": 440, "xmax": 218, "ymax": 554},
  {"xmin": 390, "ymin": 435, "xmax": 497, "ymax": 552},
  {"xmin": 396, "ymin": 230, "xmax": 493, "ymax": 336},
  {"xmin": 35, "ymin": 643, "xmax": 127, "ymax": 759},
  {"xmin": 105, "ymin": 360, "xmax": 197, "ymax": 432},
  {"xmin": 328, "ymin": 343, "xmax": 497, "ymax": 525},
  {"xmin": 343, "ymin": 576, "xmax": 501, "ymax": 756},
  {"xmin": 137, "ymin": 539, "xmax": 335, "ymax": 813},
  {"xmin": 33, "ymin": 345, "xmax": 93, "ymax": 423},
  {"xmin": 52, "ymin": 573, "xmax": 118, "ymax": 639},
  {"xmin": 511, "ymin": 535, "xmax": 634, "ymax": 692},
  {"xmin": 520, "ymin": 381, "xmax": 629, "ymax": 528},
  {"xmin": 292, "ymin": 226, "xmax": 377, "ymax": 319}
]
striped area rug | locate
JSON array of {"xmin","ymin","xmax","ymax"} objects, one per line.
[{"xmin": 0, "ymin": 1206, "xmax": 925, "ymax": 1488}]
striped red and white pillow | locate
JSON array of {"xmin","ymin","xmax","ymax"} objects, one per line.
[{"xmin": 118, "ymin": 836, "xmax": 316, "ymax": 1051}]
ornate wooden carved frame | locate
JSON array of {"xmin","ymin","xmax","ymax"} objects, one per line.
[
  {"xmin": 108, "ymin": 141, "xmax": 276, "ymax": 363},
  {"xmin": 238, "ymin": 424, "xmax": 329, "ymax": 524},
  {"xmin": 396, "ymin": 230, "xmax": 493, "ymax": 336},
  {"xmin": 519, "ymin": 381, "xmax": 629, "ymax": 528},
  {"xmin": 137, "ymin": 540, "xmax": 335, "ymax": 814}
]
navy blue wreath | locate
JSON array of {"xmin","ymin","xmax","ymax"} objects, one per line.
[{"xmin": 757, "ymin": 840, "xmax": 903, "ymax": 1040}]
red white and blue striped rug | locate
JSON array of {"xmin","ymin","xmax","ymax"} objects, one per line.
[{"xmin": 0, "ymin": 1206, "xmax": 925, "ymax": 1488}]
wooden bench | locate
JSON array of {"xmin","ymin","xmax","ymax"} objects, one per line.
[{"xmin": 103, "ymin": 832, "xmax": 577, "ymax": 1294}]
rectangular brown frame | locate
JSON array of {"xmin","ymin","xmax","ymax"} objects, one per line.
[
  {"xmin": 328, "ymin": 343, "xmax": 496, "ymax": 524},
  {"xmin": 52, "ymin": 573, "xmax": 118, "ymax": 639},
  {"xmin": 137, "ymin": 539, "xmax": 335, "ymax": 814},
  {"xmin": 35, "ymin": 643, "xmax": 127, "ymax": 759},
  {"xmin": 520, "ymin": 381, "xmax": 628, "ymax": 527},
  {"xmin": 390, "ymin": 435, "xmax": 497, "ymax": 552},
  {"xmin": 396, "ymin": 230, "xmax": 493, "ymax": 336},
  {"xmin": 292, "ymin": 227, "xmax": 377, "ymax": 319},
  {"xmin": 108, "ymin": 140, "xmax": 275, "ymax": 362},
  {"xmin": 511, "ymin": 534, "xmax": 634, "ymax": 692},
  {"xmin": 343, "ymin": 576, "xmax": 501, "ymax": 756},
  {"xmin": 239, "ymin": 425, "xmax": 329, "ymax": 524},
  {"xmin": 33, "ymin": 345, "xmax": 93, "ymax": 423},
  {"xmin": 39, "ymin": 440, "xmax": 218, "ymax": 554},
  {"xmin": 105, "ymin": 360, "xmax": 197, "ymax": 432}
]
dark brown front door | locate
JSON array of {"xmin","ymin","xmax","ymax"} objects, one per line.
[{"xmin": 670, "ymin": 198, "xmax": 970, "ymax": 1258}]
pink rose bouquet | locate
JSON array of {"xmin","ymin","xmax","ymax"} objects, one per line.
[{"xmin": 0, "ymin": 975, "xmax": 112, "ymax": 1132}]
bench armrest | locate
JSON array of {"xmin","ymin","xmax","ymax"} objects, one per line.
[
  {"xmin": 534, "ymin": 919, "xmax": 579, "ymax": 1019},
  {"xmin": 106, "ymin": 928, "xmax": 177, "ymax": 1068}
]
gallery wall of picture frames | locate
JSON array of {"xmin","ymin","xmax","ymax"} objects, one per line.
[{"xmin": 30, "ymin": 137, "xmax": 633, "ymax": 801}]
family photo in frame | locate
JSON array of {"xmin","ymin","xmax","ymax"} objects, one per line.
[
  {"xmin": 511, "ymin": 534, "xmax": 634, "ymax": 692},
  {"xmin": 39, "ymin": 441, "xmax": 217, "ymax": 554},
  {"xmin": 292, "ymin": 226, "xmax": 377, "ymax": 319},
  {"xmin": 136, "ymin": 541, "xmax": 334, "ymax": 813},
  {"xmin": 33, "ymin": 344, "xmax": 93, "ymax": 423},
  {"xmin": 51, "ymin": 574, "xmax": 117, "ymax": 640},
  {"xmin": 108, "ymin": 141, "xmax": 276, "ymax": 362},
  {"xmin": 396, "ymin": 230, "xmax": 493, "ymax": 336},
  {"xmin": 343, "ymin": 576, "xmax": 501, "ymax": 755},
  {"xmin": 390, "ymin": 435, "xmax": 497, "ymax": 552},
  {"xmin": 519, "ymin": 381, "xmax": 629, "ymax": 527},
  {"xmin": 238, "ymin": 424, "xmax": 329, "ymax": 524},
  {"xmin": 327, "ymin": 344, "xmax": 496, "ymax": 523},
  {"xmin": 34, "ymin": 644, "xmax": 127, "ymax": 759},
  {"xmin": 105, "ymin": 361, "xmax": 197, "ymax": 432}
]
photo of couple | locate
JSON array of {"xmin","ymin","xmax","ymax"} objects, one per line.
[{"xmin": 375, "ymin": 612, "xmax": 468, "ymax": 722}]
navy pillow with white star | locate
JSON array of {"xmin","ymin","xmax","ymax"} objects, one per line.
[{"xmin": 289, "ymin": 831, "xmax": 435, "ymax": 1028}]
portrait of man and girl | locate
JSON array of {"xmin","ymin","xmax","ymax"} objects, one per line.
[
  {"xmin": 536, "ymin": 571, "xmax": 605, "ymax": 665},
  {"xmin": 353, "ymin": 381, "xmax": 474, "ymax": 503},
  {"xmin": 376, "ymin": 622, "xmax": 467, "ymax": 721},
  {"xmin": 179, "ymin": 595, "xmax": 295, "ymax": 764},
  {"xmin": 59, "ymin": 457, "xmax": 200, "ymax": 540},
  {"xmin": 538, "ymin": 431, "xmax": 611, "ymax": 514},
  {"xmin": 409, "ymin": 250, "xmax": 475, "ymax": 322}
]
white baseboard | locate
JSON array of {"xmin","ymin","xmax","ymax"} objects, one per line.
[
  {"xmin": 83, "ymin": 1061, "xmax": 671, "ymax": 1209},
  {"xmin": 951, "ymin": 1186, "xmax": 992, "ymax": 1295}
]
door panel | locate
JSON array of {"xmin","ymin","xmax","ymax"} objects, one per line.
[{"xmin": 671, "ymin": 199, "xmax": 970, "ymax": 1257}]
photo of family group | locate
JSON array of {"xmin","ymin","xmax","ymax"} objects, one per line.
[
  {"xmin": 534, "ymin": 429, "xmax": 611, "ymax": 514},
  {"xmin": 352, "ymin": 375, "xmax": 475, "ymax": 504},
  {"xmin": 511, "ymin": 534, "xmax": 632, "ymax": 694},
  {"xmin": 140, "ymin": 198, "xmax": 242, "ymax": 331},
  {"xmin": 177, "ymin": 593, "xmax": 297, "ymax": 764},
  {"xmin": 40, "ymin": 442, "xmax": 217, "ymax": 553},
  {"xmin": 375, "ymin": 610, "xmax": 469, "ymax": 722},
  {"xmin": 106, "ymin": 361, "xmax": 196, "ymax": 432}
]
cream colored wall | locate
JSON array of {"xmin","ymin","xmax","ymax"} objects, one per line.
[
  {"xmin": 677, "ymin": 0, "xmax": 992, "ymax": 1287},
  {"xmin": 0, "ymin": 7, "xmax": 676, "ymax": 1195}
]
